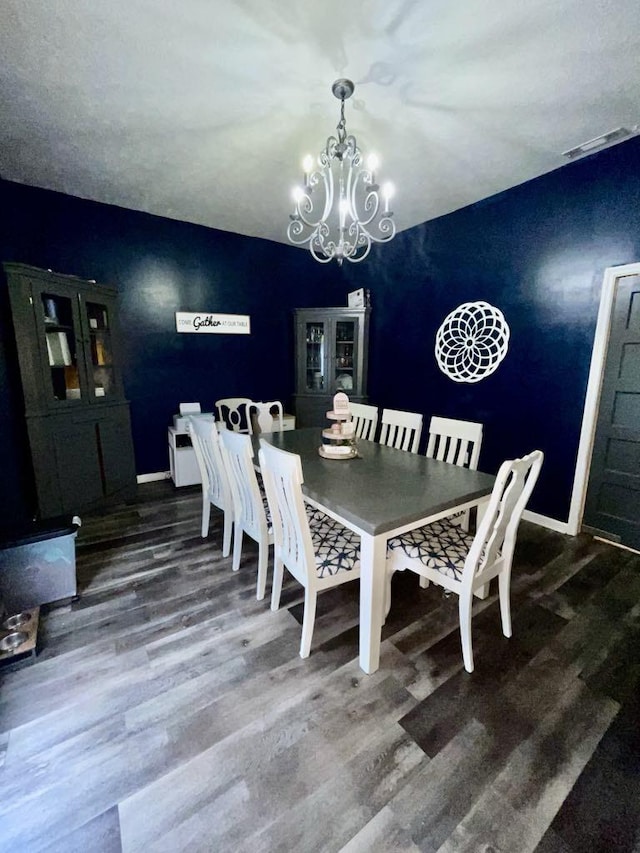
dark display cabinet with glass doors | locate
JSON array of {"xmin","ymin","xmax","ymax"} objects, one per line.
[
  {"xmin": 4, "ymin": 262, "xmax": 136, "ymax": 518},
  {"xmin": 293, "ymin": 306, "xmax": 371, "ymax": 427}
]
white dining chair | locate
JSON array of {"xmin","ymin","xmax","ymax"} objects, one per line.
[
  {"xmin": 248, "ymin": 400, "xmax": 284, "ymax": 435},
  {"xmin": 386, "ymin": 449, "xmax": 543, "ymax": 673},
  {"xmin": 214, "ymin": 397, "xmax": 253, "ymax": 433},
  {"xmin": 379, "ymin": 408, "xmax": 423, "ymax": 453},
  {"xmin": 258, "ymin": 439, "xmax": 361, "ymax": 659},
  {"xmin": 425, "ymin": 416, "xmax": 483, "ymax": 532},
  {"xmin": 349, "ymin": 402, "xmax": 378, "ymax": 441},
  {"xmin": 188, "ymin": 416, "xmax": 234, "ymax": 556},
  {"xmin": 219, "ymin": 430, "xmax": 272, "ymax": 600}
]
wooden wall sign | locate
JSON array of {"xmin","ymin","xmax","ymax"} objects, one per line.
[{"xmin": 175, "ymin": 312, "xmax": 251, "ymax": 334}]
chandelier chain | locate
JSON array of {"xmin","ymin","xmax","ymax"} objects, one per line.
[{"xmin": 337, "ymin": 98, "xmax": 347, "ymax": 146}]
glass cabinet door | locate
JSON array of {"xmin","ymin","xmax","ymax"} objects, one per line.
[
  {"xmin": 84, "ymin": 301, "xmax": 116, "ymax": 400},
  {"xmin": 39, "ymin": 291, "xmax": 84, "ymax": 403},
  {"xmin": 304, "ymin": 321, "xmax": 327, "ymax": 392},
  {"xmin": 334, "ymin": 319, "xmax": 356, "ymax": 393}
]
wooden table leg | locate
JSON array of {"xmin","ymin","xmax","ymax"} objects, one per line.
[{"xmin": 358, "ymin": 532, "xmax": 387, "ymax": 674}]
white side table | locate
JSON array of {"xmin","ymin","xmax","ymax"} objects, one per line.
[
  {"xmin": 282, "ymin": 414, "xmax": 296, "ymax": 431},
  {"xmin": 169, "ymin": 414, "xmax": 296, "ymax": 487},
  {"xmin": 168, "ymin": 426, "xmax": 201, "ymax": 487}
]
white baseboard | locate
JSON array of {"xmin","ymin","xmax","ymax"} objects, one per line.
[
  {"xmin": 522, "ymin": 509, "xmax": 570, "ymax": 535},
  {"xmin": 594, "ymin": 536, "xmax": 640, "ymax": 556},
  {"xmin": 136, "ymin": 471, "xmax": 171, "ymax": 484}
]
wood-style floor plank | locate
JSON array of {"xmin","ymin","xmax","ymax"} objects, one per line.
[{"xmin": 0, "ymin": 480, "xmax": 638, "ymax": 852}]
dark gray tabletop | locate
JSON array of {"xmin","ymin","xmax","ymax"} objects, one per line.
[{"xmin": 255, "ymin": 428, "xmax": 495, "ymax": 536}]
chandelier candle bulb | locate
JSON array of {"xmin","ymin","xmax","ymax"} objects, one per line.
[
  {"xmin": 291, "ymin": 186, "xmax": 304, "ymax": 215},
  {"xmin": 383, "ymin": 182, "xmax": 393, "ymax": 214},
  {"xmin": 303, "ymin": 155, "xmax": 314, "ymax": 186},
  {"xmin": 367, "ymin": 153, "xmax": 379, "ymax": 184}
]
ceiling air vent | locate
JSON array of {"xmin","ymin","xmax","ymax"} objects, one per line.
[{"xmin": 562, "ymin": 127, "xmax": 633, "ymax": 159}]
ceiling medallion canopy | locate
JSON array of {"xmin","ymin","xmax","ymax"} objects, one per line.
[{"xmin": 287, "ymin": 79, "xmax": 396, "ymax": 265}]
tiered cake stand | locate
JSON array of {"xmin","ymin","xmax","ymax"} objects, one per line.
[{"xmin": 319, "ymin": 410, "xmax": 358, "ymax": 460}]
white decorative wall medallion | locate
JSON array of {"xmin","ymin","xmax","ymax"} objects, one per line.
[{"xmin": 435, "ymin": 301, "xmax": 510, "ymax": 383}]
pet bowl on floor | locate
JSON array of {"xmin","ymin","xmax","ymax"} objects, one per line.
[
  {"xmin": 0, "ymin": 606, "xmax": 40, "ymax": 667},
  {"xmin": 0, "ymin": 631, "xmax": 29, "ymax": 652},
  {"xmin": 3, "ymin": 612, "xmax": 32, "ymax": 631}
]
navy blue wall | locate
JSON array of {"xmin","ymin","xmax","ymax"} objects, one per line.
[
  {"xmin": 342, "ymin": 136, "xmax": 640, "ymax": 520},
  {"xmin": 1, "ymin": 135, "xmax": 639, "ymax": 524},
  {"xmin": 0, "ymin": 182, "xmax": 345, "ymax": 522}
]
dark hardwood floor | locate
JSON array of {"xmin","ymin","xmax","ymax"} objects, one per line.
[{"xmin": 1, "ymin": 481, "xmax": 639, "ymax": 852}]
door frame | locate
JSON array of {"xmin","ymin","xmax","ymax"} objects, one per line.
[{"xmin": 568, "ymin": 261, "xmax": 640, "ymax": 536}]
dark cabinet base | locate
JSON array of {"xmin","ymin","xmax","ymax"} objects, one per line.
[{"xmin": 26, "ymin": 402, "xmax": 137, "ymax": 518}]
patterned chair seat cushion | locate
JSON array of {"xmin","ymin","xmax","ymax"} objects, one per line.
[
  {"xmin": 387, "ymin": 517, "xmax": 474, "ymax": 582},
  {"xmin": 305, "ymin": 507, "xmax": 361, "ymax": 579},
  {"xmin": 260, "ymin": 489, "xmax": 325, "ymax": 535},
  {"xmin": 260, "ymin": 492, "xmax": 273, "ymax": 530},
  {"xmin": 447, "ymin": 509, "xmax": 465, "ymax": 523}
]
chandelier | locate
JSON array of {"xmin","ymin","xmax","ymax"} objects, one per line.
[{"xmin": 287, "ymin": 79, "xmax": 396, "ymax": 265}]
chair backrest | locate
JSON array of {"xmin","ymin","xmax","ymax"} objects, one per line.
[
  {"xmin": 426, "ymin": 416, "xmax": 483, "ymax": 470},
  {"xmin": 466, "ymin": 450, "xmax": 544, "ymax": 583},
  {"xmin": 219, "ymin": 430, "xmax": 267, "ymax": 537},
  {"xmin": 214, "ymin": 397, "xmax": 253, "ymax": 432},
  {"xmin": 350, "ymin": 402, "xmax": 378, "ymax": 441},
  {"xmin": 258, "ymin": 439, "xmax": 316, "ymax": 589},
  {"xmin": 379, "ymin": 408, "xmax": 423, "ymax": 453},
  {"xmin": 188, "ymin": 416, "xmax": 232, "ymax": 510},
  {"xmin": 249, "ymin": 400, "xmax": 284, "ymax": 435}
]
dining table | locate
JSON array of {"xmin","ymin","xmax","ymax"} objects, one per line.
[{"xmin": 255, "ymin": 427, "xmax": 496, "ymax": 675}]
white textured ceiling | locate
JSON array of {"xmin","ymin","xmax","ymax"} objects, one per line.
[{"xmin": 1, "ymin": 0, "xmax": 639, "ymax": 246}]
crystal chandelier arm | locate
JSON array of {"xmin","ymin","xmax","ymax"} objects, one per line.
[
  {"xmin": 310, "ymin": 229, "xmax": 335, "ymax": 263},
  {"xmin": 344, "ymin": 151, "xmax": 357, "ymax": 222},
  {"xmin": 318, "ymin": 147, "xmax": 335, "ymax": 224},
  {"xmin": 347, "ymin": 169, "xmax": 396, "ymax": 245},
  {"xmin": 349, "ymin": 170, "xmax": 379, "ymax": 227},
  {"xmin": 287, "ymin": 156, "xmax": 335, "ymax": 248},
  {"xmin": 371, "ymin": 212, "xmax": 396, "ymax": 243},
  {"xmin": 287, "ymin": 207, "xmax": 312, "ymax": 246},
  {"xmin": 345, "ymin": 222, "xmax": 373, "ymax": 262}
]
